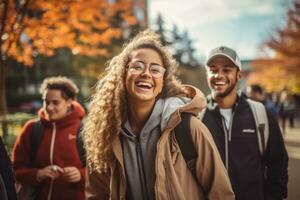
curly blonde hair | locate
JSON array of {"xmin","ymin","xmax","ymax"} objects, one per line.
[{"xmin": 84, "ymin": 29, "xmax": 188, "ymax": 172}]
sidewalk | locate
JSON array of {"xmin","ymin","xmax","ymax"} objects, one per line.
[
  {"xmin": 283, "ymin": 118, "xmax": 300, "ymax": 160},
  {"xmin": 282, "ymin": 119, "xmax": 300, "ymax": 200},
  {"xmin": 284, "ymin": 127, "xmax": 300, "ymax": 158}
]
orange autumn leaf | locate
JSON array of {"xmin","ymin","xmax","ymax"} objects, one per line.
[{"xmin": 1, "ymin": 0, "xmax": 137, "ymax": 66}]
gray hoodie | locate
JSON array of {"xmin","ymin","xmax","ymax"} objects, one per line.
[{"xmin": 120, "ymin": 97, "xmax": 191, "ymax": 200}]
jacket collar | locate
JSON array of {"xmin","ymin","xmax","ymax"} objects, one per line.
[{"xmin": 206, "ymin": 91, "xmax": 248, "ymax": 113}]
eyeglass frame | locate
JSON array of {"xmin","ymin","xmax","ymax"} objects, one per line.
[{"xmin": 126, "ymin": 60, "xmax": 166, "ymax": 78}]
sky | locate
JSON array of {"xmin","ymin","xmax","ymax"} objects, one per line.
[{"xmin": 149, "ymin": 0, "xmax": 293, "ymax": 61}]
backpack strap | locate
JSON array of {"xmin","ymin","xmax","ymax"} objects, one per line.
[
  {"xmin": 76, "ymin": 122, "xmax": 86, "ymax": 166},
  {"xmin": 30, "ymin": 120, "xmax": 44, "ymax": 163},
  {"xmin": 247, "ymin": 99, "xmax": 269, "ymax": 156},
  {"xmin": 174, "ymin": 113, "xmax": 197, "ymax": 179}
]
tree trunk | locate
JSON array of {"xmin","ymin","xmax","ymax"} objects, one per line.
[{"xmin": 0, "ymin": 61, "xmax": 8, "ymax": 138}]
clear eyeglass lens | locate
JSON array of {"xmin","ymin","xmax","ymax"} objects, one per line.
[{"xmin": 128, "ymin": 62, "xmax": 166, "ymax": 78}]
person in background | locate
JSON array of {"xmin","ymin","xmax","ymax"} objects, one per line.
[
  {"xmin": 0, "ymin": 136, "xmax": 17, "ymax": 200},
  {"xmin": 12, "ymin": 76, "xmax": 86, "ymax": 200},
  {"xmin": 247, "ymin": 84, "xmax": 279, "ymax": 119},
  {"xmin": 279, "ymin": 91, "xmax": 297, "ymax": 131},
  {"xmin": 84, "ymin": 30, "xmax": 234, "ymax": 200},
  {"xmin": 202, "ymin": 46, "xmax": 288, "ymax": 200}
]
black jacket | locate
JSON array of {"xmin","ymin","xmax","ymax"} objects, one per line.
[
  {"xmin": 202, "ymin": 95, "xmax": 288, "ymax": 200},
  {"xmin": 0, "ymin": 136, "xmax": 17, "ymax": 200}
]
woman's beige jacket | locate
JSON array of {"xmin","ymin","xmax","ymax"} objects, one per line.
[{"xmin": 86, "ymin": 86, "xmax": 235, "ymax": 200}]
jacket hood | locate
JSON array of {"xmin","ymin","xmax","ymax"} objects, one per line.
[
  {"xmin": 162, "ymin": 85, "xmax": 206, "ymax": 131},
  {"xmin": 38, "ymin": 101, "xmax": 85, "ymax": 127},
  {"xmin": 177, "ymin": 85, "xmax": 207, "ymax": 114}
]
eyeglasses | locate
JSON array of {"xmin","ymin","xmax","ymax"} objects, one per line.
[{"xmin": 127, "ymin": 61, "xmax": 166, "ymax": 78}]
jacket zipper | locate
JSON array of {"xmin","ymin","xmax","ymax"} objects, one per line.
[
  {"xmin": 221, "ymin": 111, "xmax": 235, "ymax": 170},
  {"xmin": 154, "ymin": 139, "xmax": 161, "ymax": 200},
  {"xmin": 47, "ymin": 123, "xmax": 56, "ymax": 200},
  {"xmin": 135, "ymin": 137, "xmax": 149, "ymax": 200}
]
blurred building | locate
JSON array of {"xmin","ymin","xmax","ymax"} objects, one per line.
[
  {"xmin": 122, "ymin": 0, "xmax": 148, "ymax": 39},
  {"xmin": 239, "ymin": 59, "xmax": 254, "ymax": 93},
  {"xmin": 133, "ymin": 0, "xmax": 148, "ymax": 27},
  {"xmin": 109, "ymin": 0, "xmax": 148, "ymax": 27}
]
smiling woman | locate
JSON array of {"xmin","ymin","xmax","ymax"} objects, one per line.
[
  {"xmin": 84, "ymin": 30, "xmax": 235, "ymax": 200},
  {"xmin": 125, "ymin": 48, "xmax": 165, "ymax": 116}
]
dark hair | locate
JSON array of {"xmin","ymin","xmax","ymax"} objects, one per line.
[
  {"xmin": 40, "ymin": 76, "xmax": 79, "ymax": 100},
  {"xmin": 250, "ymin": 84, "xmax": 263, "ymax": 94}
]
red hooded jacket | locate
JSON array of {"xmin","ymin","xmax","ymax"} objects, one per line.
[{"xmin": 12, "ymin": 101, "xmax": 86, "ymax": 200}]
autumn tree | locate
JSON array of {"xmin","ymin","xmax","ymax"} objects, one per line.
[
  {"xmin": 173, "ymin": 29, "xmax": 199, "ymax": 68},
  {"xmin": 154, "ymin": 13, "xmax": 170, "ymax": 46},
  {"xmin": 0, "ymin": 0, "xmax": 136, "ymax": 136},
  {"xmin": 152, "ymin": 14, "xmax": 209, "ymax": 93},
  {"xmin": 250, "ymin": 0, "xmax": 300, "ymax": 94},
  {"xmin": 153, "ymin": 14, "xmax": 200, "ymax": 68}
]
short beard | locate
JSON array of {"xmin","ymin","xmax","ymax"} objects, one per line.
[
  {"xmin": 216, "ymin": 84, "xmax": 236, "ymax": 98},
  {"xmin": 213, "ymin": 74, "xmax": 239, "ymax": 99}
]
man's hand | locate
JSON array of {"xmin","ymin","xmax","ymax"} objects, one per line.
[
  {"xmin": 61, "ymin": 166, "xmax": 81, "ymax": 183},
  {"xmin": 37, "ymin": 165, "xmax": 63, "ymax": 181}
]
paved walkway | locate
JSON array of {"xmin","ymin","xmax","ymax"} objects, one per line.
[
  {"xmin": 285, "ymin": 128, "xmax": 300, "ymax": 153},
  {"xmin": 282, "ymin": 118, "xmax": 300, "ymax": 200},
  {"xmin": 284, "ymin": 118, "xmax": 300, "ymax": 159}
]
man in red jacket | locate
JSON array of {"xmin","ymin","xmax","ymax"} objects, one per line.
[{"xmin": 12, "ymin": 76, "xmax": 86, "ymax": 200}]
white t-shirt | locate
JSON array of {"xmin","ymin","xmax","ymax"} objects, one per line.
[{"xmin": 219, "ymin": 108, "xmax": 232, "ymax": 130}]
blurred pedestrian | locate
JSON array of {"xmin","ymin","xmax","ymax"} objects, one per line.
[
  {"xmin": 247, "ymin": 84, "xmax": 279, "ymax": 119},
  {"xmin": 0, "ymin": 136, "xmax": 17, "ymax": 200},
  {"xmin": 279, "ymin": 91, "xmax": 297, "ymax": 131},
  {"xmin": 84, "ymin": 30, "xmax": 234, "ymax": 200},
  {"xmin": 286, "ymin": 95, "xmax": 296, "ymax": 128},
  {"xmin": 201, "ymin": 46, "xmax": 288, "ymax": 200},
  {"xmin": 12, "ymin": 76, "xmax": 86, "ymax": 200}
]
